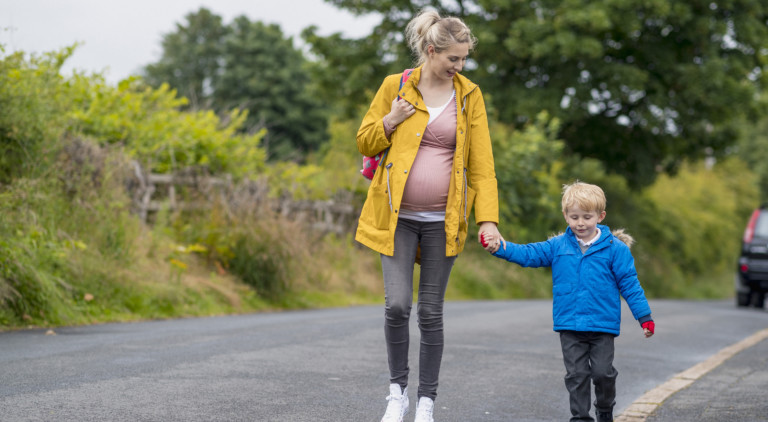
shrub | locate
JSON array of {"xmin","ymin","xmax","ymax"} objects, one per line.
[{"xmin": 0, "ymin": 47, "xmax": 73, "ymax": 182}]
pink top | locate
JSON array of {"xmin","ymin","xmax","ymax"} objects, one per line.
[{"xmin": 401, "ymin": 97, "xmax": 457, "ymax": 212}]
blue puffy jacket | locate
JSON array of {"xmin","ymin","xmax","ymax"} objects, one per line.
[{"xmin": 493, "ymin": 224, "xmax": 651, "ymax": 336}]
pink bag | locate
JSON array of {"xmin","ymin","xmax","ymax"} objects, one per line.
[{"xmin": 361, "ymin": 69, "xmax": 413, "ymax": 180}]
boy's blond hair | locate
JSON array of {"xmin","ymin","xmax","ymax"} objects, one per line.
[{"xmin": 561, "ymin": 181, "xmax": 606, "ymax": 213}]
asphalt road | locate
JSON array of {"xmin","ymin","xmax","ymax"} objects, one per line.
[{"xmin": 1, "ymin": 299, "xmax": 766, "ymax": 421}]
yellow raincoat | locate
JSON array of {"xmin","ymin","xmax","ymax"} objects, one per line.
[{"xmin": 355, "ymin": 66, "xmax": 499, "ymax": 256}]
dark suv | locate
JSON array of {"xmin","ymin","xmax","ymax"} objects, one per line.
[{"xmin": 737, "ymin": 203, "xmax": 768, "ymax": 308}]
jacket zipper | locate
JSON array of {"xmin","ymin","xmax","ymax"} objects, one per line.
[
  {"xmin": 385, "ymin": 162, "xmax": 394, "ymax": 212},
  {"xmin": 461, "ymin": 90, "xmax": 472, "ymax": 226},
  {"xmin": 463, "ymin": 168, "xmax": 469, "ymax": 225}
]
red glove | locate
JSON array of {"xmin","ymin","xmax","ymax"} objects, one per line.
[
  {"xmin": 641, "ymin": 321, "xmax": 655, "ymax": 334},
  {"xmin": 481, "ymin": 234, "xmax": 489, "ymax": 248}
]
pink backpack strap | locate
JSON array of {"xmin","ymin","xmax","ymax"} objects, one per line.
[
  {"xmin": 398, "ymin": 68, "xmax": 414, "ymax": 99},
  {"xmin": 401, "ymin": 68, "xmax": 414, "ymax": 85}
]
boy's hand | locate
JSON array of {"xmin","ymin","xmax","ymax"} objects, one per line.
[{"xmin": 642, "ymin": 321, "xmax": 655, "ymax": 338}]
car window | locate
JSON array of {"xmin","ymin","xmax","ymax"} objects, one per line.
[{"xmin": 755, "ymin": 211, "xmax": 768, "ymax": 238}]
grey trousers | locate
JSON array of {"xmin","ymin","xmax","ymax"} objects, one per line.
[
  {"xmin": 381, "ymin": 218, "xmax": 456, "ymax": 401},
  {"xmin": 559, "ymin": 331, "xmax": 618, "ymax": 422}
]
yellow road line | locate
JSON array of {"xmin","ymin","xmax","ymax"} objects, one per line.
[{"xmin": 615, "ymin": 327, "xmax": 768, "ymax": 422}]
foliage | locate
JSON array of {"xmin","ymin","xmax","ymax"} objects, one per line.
[
  {"xmin": 167, "ymin": 200, "xmax": 376, "ymax": 306},
  {"xmin": 143, "ymin": 8, "xmax": 328, "ymax": 161},
  {"xmin": 0, "ymin": 141, "xmax": 273, "ymax": 329},
  {"xmin": 474, "ymin": 0, "xmax": 768, "ymax": 187},
  {"xmin": 264, "ymin": 118, "xmax": 373, "ymax": 200},
  {"xmin": 0, "ymin": 47, "xmax": 74, "ymax": 182},
  {"xmin": 0, "ymin": 45, "xmax": 277, "ymax": 329},
  {"xmin": 314, "ymin": 0, "xmax": 768, "ymax": 187},
  {"xmin": 735, "ymin": 108, "xmax": 768, "ymax": 201},
  {"xmin": 301, "ymin": 26, "xmax": 407, "ymax": 119},
  {"xmin": 637, "ymin": 158, "xmax": 759, "ymax": 296},
  {"xmin": 217, "ymin": 17, "xmax": 328, "ymax": 160},
  {"xmin": 67, "ymin": 76, "xmax": 266, "ymax": 178},
  {"xmin": 316, "ymin": 118, "xmax": 374, "ymax": 197},
  {"xmin": 143, "ymin": 8, "xmax": 227, "ymax": 110},
  {"xmin": 0, "ymin": 180, "xmax": 77, "ymax": 325},
  {"xmin": 167, "ymin": 203, "xmax": 291, "ymax": 301},
  {"xmin": 491, "ymin": 112, "xmax": 565, "ymax": 242},
  {"xmin": 226, "ymin": 219, "xmax": 295, "ymax": 301}
]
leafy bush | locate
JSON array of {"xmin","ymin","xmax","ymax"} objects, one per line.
[
  {"xmin": 169, "ymin": 200, "xmax": 309, "ymax": 303},
  {"xmin": 67, "ymin": 77, "xmax": 267, "ymax": 179},
  {"xmin": 636, "ymin": 158, "xmax": 759, "ymax": 297},
  {"xmin": 0, "ymin": 47, "xmax": 73, "ymax": 182},
  {"xmin": 735, "ymin": 111, "xmax": 768, "ymax": 200},
  {"xmin": 228, "ymin": 231, "xmax": 292, "ymax": 301},
  {"xmin": 0, "ymin": 139, "xmax": 139, "ymax": 326},
  {"xmin": 0, "ymin": 46, "xmax": 278, "ymax": 329},
  {"xmin": 492, "ymin": 112, "xmax": 566, "ymax": 242}
]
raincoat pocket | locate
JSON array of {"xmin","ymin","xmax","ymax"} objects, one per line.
[{"xmin": 364, "ymin": 183, "xmax": 392, "ymax": 230}]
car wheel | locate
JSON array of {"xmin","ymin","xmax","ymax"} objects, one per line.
[
  {"xmin": 737, "ymin": 291, "xmax": 752, "ymax": 307},
  {"xmin": 752, "ymin": 292, "xmax": 766, "ymax": 308}
]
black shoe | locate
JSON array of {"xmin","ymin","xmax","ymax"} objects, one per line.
[{"xmin": 596, "ymin": 411, "xmax": 613, "ymax": 422}]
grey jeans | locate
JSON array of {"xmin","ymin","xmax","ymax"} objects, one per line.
[
  {"xmin": 381, "ymin": 218, "xmax": 456, "ymax": 401},
  {"xmin": 559, "ymin": 331, "xmax": 618, "ymax": 421}
]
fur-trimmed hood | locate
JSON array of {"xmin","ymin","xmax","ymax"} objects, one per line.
[{"xmin": 611, "ymin": 228, "xmax": 634, "ymax": 249}]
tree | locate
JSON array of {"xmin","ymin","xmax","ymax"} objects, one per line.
[
  {"xmin": 302, "ymin": 26, "xmax": 399, "ymax": 119},
  {"xmin": 215, "ymin": 17, "xmax": 327, "ymax": 161},
  {"xmin": 143, "ymin": 8, "xmax": 327, "ymax": 162},
  {"xmin": 314, "ymin": 0, "xmax": 768, "ymax": 186},
  {"xmin": 736, "ymin": 105, "xmax": 768, "ymax": 201},
  {"xmin": 143, "ymin": 8, "xmax": 226, "ymax": 111}
]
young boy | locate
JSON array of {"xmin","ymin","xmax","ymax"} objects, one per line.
[{"xmin": 484, "ymin": 181, "xmax": 654, "ymax": 422}]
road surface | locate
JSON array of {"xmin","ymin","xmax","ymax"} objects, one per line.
[{"xmin": 1, "ymin": 299, "xmax": 766, "ymax": 421}]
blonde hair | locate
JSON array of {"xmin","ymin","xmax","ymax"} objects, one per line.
[
  {"xmin": 405, "ymin": 9, "xmax": 477, "ymax": 66},
  {"xmin": 561, "ymin": 181, "xmax": 606, "ymax": 213}
]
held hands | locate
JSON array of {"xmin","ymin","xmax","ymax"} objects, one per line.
[
  {"xmin": 642, "ymin": 321, "xmax": 655, "ymax": 338},
  {"xmin": 386, "ymin": 97, "xmax": 416, "ymax": 128},
  {"xmin": 478, "ymin": 222, "xmax": 504, "ymax": 253}
]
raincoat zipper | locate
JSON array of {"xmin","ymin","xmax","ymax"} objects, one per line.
[
  {"xmin": 461, "ymin": 91, "xmax": 471, "ymax": 226},
  {"xmin": 463, "ymin": 168, "xmax": 469, "ymax": 225},
  {"xmin": 385, "ymin": 162, "xmax": 394, "ymax": 212}
]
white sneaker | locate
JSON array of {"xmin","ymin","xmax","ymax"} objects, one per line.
[
  {"xmin": 414, "ymin": 396, "xmax": 434, "ymax": 422},
  {"xmin": 381, "ymin": 383, "xmax": 409, "ymax": 422}
]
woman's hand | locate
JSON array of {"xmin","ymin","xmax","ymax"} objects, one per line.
[
  {"xmin": 478, "ymin": 222, "xmax": 504, "ymax": 253},
  {"xmin": 385, "ymin": 97, "xmax": 416, "ymax": 128}
]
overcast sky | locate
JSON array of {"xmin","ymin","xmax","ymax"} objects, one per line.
[{"xmin": 0, "ymin": 0, "xmax": 380, "ymax": 84}]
